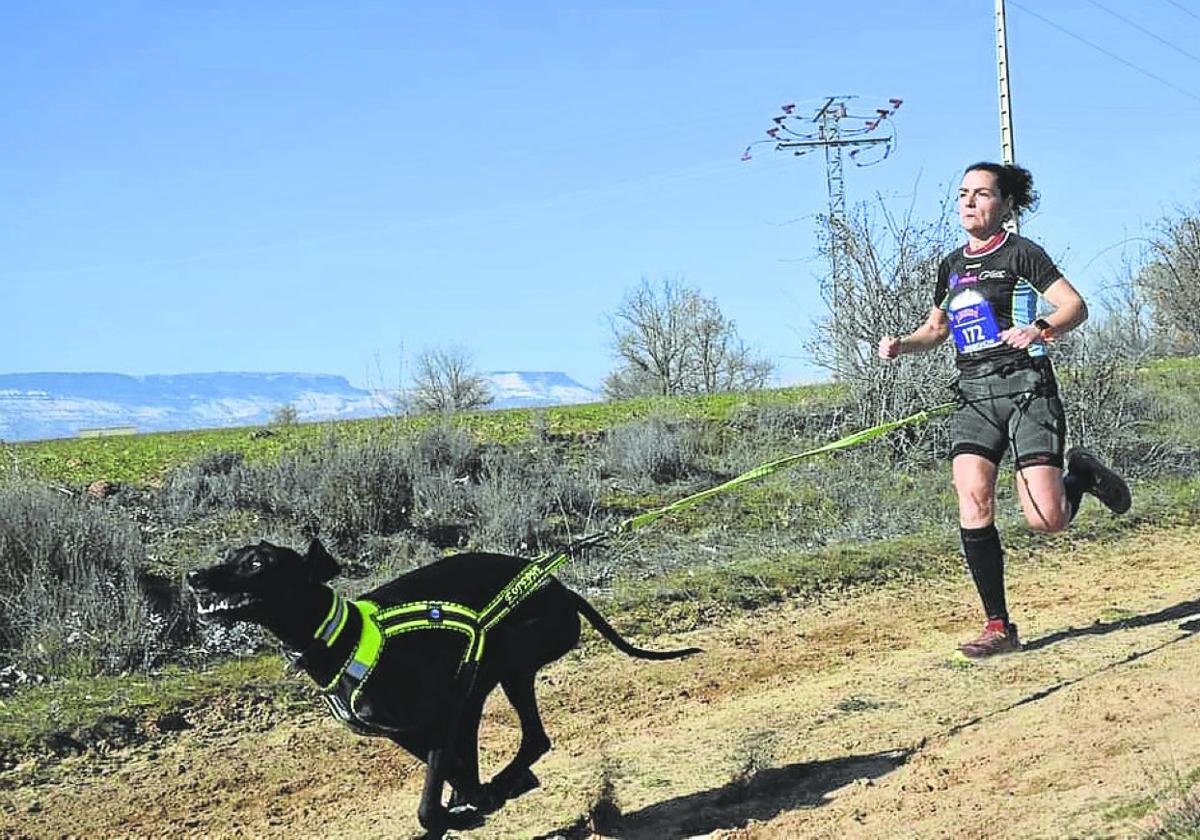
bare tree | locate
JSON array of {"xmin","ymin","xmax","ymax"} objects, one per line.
[
  {"xmin": 270, "ymin": 404, "xmax": 299, "ymax": 426},
  {"xmin": 1091, "ymin": 248, "xmax": 1156, "ymax": 357},
  {"xmin": 605, "ymin": 277, "xmax": 774, "ymax": 399},
  {"xmin": 806, "ymin": 196, "xmax": 959, "ymax": 451},
  {"xmin": 1137, "ymin": 207, "xmax": 1200, "ymax": 355},
  {"xmin": 409, "ymin": 346, "xmax": 493, "ymax": 414}
]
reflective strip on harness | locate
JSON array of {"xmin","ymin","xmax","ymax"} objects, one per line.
[
  {"xmin": 382, "ymin": 617, "xmax": 480, "ymax": 660},
  {"xmin": 350, "ymin": 600, "xmax": 383, "ymax": 677},
  {"xmin": 376, "ymin": 601, "xmax": 482, "ymax": 662},
  {"xmin": 375, "ymin": 600, "xmax": 478, "ymax": 626},
  {"xmin": 315, "ymin": 594, "xmax": 349, "ymax": 646}
]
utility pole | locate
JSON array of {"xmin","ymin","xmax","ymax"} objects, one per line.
[
  {"xmin": 996, "ymin": 0, "xmax": 1020, "ymax": 233},
  {"xmin": 743, "ymin": 95, "xmax": 901, "ymax": 380}
]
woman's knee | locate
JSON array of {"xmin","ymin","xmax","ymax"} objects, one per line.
[
  {"xmin": 1017, "ymin": 466, "xmax": 1070, "ymax": 533},
  {"xmin": 1024, "ymin": 503, "xmax": 1069, "ymax": 533},
  {"xmin": 952, "ymin": 455, "xmax": 999, "ymax": 526},
  {"xmin": 953, "ymin": 478, "xmax": 995, "ymax": 524}
]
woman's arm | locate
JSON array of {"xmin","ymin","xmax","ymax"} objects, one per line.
[
  {"xmin": 878, "ymin": 306, "xmax": 950, "ymax": 360},
  {"xmin": 1000, "ymin": 277, "xmax": 1088, "ymax": 348}
]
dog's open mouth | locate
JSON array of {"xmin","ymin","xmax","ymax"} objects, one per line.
[{"xmin": 192, "ymin": 590, "xmax": 261, "ymax": 616}]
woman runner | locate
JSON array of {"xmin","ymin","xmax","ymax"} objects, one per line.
[{"xmin": 878, "ymin": 162, "xmax": 1131, "ymax": 659}]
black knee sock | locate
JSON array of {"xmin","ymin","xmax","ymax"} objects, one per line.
[
  {"xmin": 961, "ymin": 524, "xmax": 1008, "ymax": 623},
  {"xmin": 1063, "ymin": 472, "xmax": 1086, "ymax": 521}
]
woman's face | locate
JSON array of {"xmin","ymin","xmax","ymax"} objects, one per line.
[{"xmin": 958, "ymin": 169, "xmax": 1013, "ymax": 238}]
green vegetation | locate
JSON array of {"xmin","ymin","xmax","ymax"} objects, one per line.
[
  {"xmin": 1104, "ymin": 764, "xmax": 1200, "ymax": 838},
  {"xmin": 0, "ymin": 656, "xmax": 302, "ymax": 765}
]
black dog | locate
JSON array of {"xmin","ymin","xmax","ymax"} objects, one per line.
[{"xmin": 187, "ymin": 539, "xmax": 698, "ymax": 835}]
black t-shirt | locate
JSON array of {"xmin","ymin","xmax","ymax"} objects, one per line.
[{"xmin": 934, "ymin": 231, "xmax": 1062, "ymax": 375}]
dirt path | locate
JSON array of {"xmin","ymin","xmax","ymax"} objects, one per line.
[{"xmin": 2, "ymin": 525, "xmax": 1198, "ymax": 840}]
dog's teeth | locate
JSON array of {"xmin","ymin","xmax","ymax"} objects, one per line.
[{"xmin": 197, "ymin": 597, "xmax": 240, "ymax": 614}]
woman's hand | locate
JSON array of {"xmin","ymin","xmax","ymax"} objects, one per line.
[
  {"xmin": 999, "ymin": 324, "xmax": 1042, "ymax": 349},
  {"xmin": 878, "ymin": 336, "xmax": 902, "ymax": 360}
]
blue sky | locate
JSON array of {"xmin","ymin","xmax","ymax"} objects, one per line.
[{"xmin": 4, "ymin": 1, "xmax": 1199, "ymax": 391}]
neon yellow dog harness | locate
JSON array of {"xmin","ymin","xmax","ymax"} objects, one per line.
[{"xmin": 308, "ymin": 546, "xmax": 577, "ymax": 733}]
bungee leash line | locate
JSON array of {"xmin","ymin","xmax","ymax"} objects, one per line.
[
  {"xmin": 614, "ymin": 400, "xmax": 957, "ymax": 535},
  {"xmin": 478, "ymin": 400, "xmax": 958, "ymax": 637},
  {"xmin": 312, "ymin": 400, "xmax": 958, "ymax": 715}
]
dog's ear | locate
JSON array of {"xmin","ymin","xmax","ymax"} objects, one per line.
[{"xmin": 304, "ymin": 538, "xmax": 340, "ymax": 583}]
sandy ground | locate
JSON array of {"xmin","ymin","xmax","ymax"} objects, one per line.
[{"xmin": 2, "ymin": 525, "xmax": 1198, "ymax": 840}]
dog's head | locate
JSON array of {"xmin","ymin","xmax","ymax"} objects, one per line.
[{"xmin": 187, "ymin": 538, "xmax": 340, "ymax": 622}]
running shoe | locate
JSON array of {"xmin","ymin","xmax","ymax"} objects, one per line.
[
  {"xmin": 1066, "ymin": 448, "xmax": 1132, "ymax": 514},
  {"xmin": 957, "ymin": 620, "xmax": 1021, "ymax": 659}
]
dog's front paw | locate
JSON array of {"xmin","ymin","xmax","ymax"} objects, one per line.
[
  {"xmin": 418, "ymin": 802, "xmax": 485, "ymax": 836},
  {"xmin": 449, "ymin": 783, "xmax": 500, "ymax": 814},
  {"xmin": 443, "ymin": 803, "xmax": 486, "ymax": 831}
]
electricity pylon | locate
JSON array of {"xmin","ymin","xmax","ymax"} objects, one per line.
[{"xmin": 743, "ymin": 95, "xmax": 902, "ymax": 379}]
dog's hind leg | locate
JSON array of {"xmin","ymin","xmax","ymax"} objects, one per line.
[{"xmin": 485, "ymin": 670, "xmax": 550, "ymax": 802}]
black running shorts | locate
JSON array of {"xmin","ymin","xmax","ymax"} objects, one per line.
[{"xmin": 949, "ymin": 363, "xmax": 1066, "ymax": 470}]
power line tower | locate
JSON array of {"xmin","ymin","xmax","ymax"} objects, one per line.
[{"xmin": 743, "ymin": 95, "xmax": 902, "ymax": 379}]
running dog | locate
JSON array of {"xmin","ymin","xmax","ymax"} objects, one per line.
[{"xmin": 187, "ymin": 539, "xmax": 698, "ymax": 836}]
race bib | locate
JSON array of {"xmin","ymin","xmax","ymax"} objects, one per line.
[{"xmin": 948, "ymin": 287, "xmax": 1001, "ymax": 353}]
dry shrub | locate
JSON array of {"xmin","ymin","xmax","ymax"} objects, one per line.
[
  {"xmin": 807, "ymin": 197, "xmax": 959, "ymax": 464},
  {"xmin": 406, "ymin": 425, "xmax": 482, "ymax": 546},
  {"xmin": 1138, "ymin": 208, "xmax": 1200, "ymax": 356},
  {"xmin": 720, "ymin": 402, "xmax": 847, "ymax": 473},
  {"xmin": 472, "ymin": 446, "xmax": 597, "ymax": 553},
  {"xmin": 0, "ymin": 483, "xmax": 156, "ymax": 676},
  {"xmin": 1052, "ymin": 329, "xmax": 1160, "ymax": 473},
  {"xmin": 223, "ymin": 433, "xmax": 413, "ymax": 551},
  {"xmin": 1145, "ymin": 796, "xmax": 1200, "ymax": 840},
  {"xmin": 601, "ymin": 417, "xmax": 704, "ymax": 485},
  {"xmin": 407, "ymin": 426, "xmax": 600, "ymax": 554},
  {"xmin": 158, "ymin": 422, "xmax": 600, "ymax": 557},
  {"xmin": 159, "ymin": 450, "xmax": 245, "ymax": 523}
]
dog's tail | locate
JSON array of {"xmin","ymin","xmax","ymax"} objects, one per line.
[{"xmin": 571, "ymin": 592, "xmax": 701, "ymax": 660}]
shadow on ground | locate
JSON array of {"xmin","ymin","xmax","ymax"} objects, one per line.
[
  {"xmin": 942, "ymin": 597, "xmax": 1200, "ymax": 740},
  {"xmin": 1023, "ymin": 597, "xmax": 1200, "ymax": 652},
  {"xmin": 534, "ymin": 747, "xmax": 912, "ymax": 840}
]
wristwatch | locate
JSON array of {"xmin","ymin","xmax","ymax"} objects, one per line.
[{"xmin": 1033, "ymin": 318, "xmax": 1057, "ymax": 341}]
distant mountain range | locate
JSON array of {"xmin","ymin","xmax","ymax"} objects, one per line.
[{"xmin": 0, "ymin": 371, "xmax": 600, "ymax": 442}]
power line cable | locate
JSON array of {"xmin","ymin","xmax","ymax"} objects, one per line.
[
  {"xmin": 1083, "ymin": 0, "xmax": 1200, "ymax": 66},
  {"xmin": 1009, "ymin": 1, "xmax": 1200, "ymax": 103},
  {"xmin": 1162, "ymin": 0, "xmax": 1200, "ymax": 24}
]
